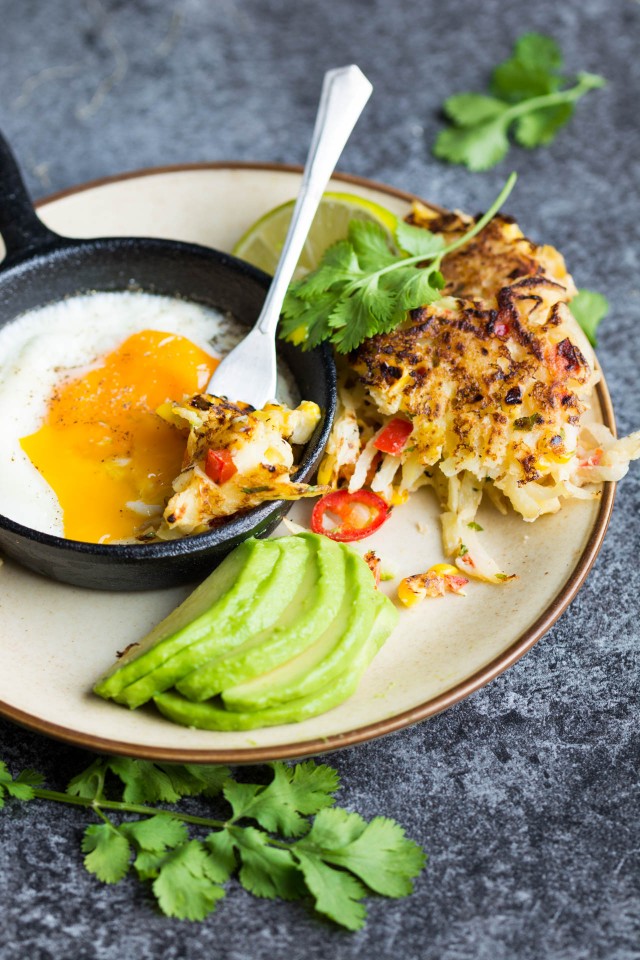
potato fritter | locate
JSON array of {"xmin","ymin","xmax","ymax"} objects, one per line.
[
  {"xmin": 350, "ymin": 208, "xmax": 596, "ymax": 515},
  {"xmin": 321, "ymin": 202, "xmax": 640, "ymax": 583}
]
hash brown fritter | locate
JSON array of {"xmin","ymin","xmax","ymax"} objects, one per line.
[{"xmin": 348, "ymin": 205, "xmax": 598, "ymax": 522}]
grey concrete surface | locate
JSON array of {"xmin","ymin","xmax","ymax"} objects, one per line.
[{"xmin": 0, "ymin": 0, "xmax": 638, "ymax": 958}]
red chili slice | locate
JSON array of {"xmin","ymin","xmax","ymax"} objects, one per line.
[
  {"xmin": 311, "ymin": 489, "xmax": 390, "ymax": 542},
  {"xmin": 205, "ymin": 449, "xmax": 237, "ymax": 485},
  {"xmin": 373, "ymin": 417, "xmax": 413, "ymax": 456}
]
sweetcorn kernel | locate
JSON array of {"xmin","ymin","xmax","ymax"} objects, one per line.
[
  {"xmin": 317, "ymin": 455, "xmax": 335, "ymax": 486},
  {"xmin": 397, "ymin": 578, "xmax": 421, "ymax": 607},
  {"xmin": 428, "ymin": 563, "xmax": 459, "ymax": 577}
]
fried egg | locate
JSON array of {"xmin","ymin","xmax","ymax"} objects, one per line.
[{"xmin": 0, "ymin": 292, "xmax": 296, "ymax": 542}]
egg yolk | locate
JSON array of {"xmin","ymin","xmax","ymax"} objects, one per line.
[{"xmin": 20, "ymin": 329, "xmax": 218, "ymax": 543}]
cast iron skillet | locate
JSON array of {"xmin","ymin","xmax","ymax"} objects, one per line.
[{"xmin": 0, "ymin": 133, "xmax": 336, "ymax": 591}]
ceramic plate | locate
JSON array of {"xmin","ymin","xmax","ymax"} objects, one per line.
[{"xmin": 0, "ymin": 164, "xmax": 615, "ymax": 762}]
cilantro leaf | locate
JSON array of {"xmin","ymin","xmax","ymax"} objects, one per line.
[
  {"xmin": 329, "ymin": 280, "xmax": 395, "ymax": 354},
  {"xmin": 514, "ymin": 103, "xmax": 574, "ymax": 148},
  {"xmin": 443, "ymin": 93, "xmax": 508, "ymax": 126},
  {"xmin": 434, "ymin": 33, "xmax": 605, "ymax": 170},
  {"xmin": 281, "ymin": 288, "xmax": 342, "ymax": 349},
  {"xmin": 224, "ymin": 761, "xmax": 339, "ymax": 838},
  {"xmin": 2, "ymin": 780, "xmax": 36, "ymax": 802},
  {"xmin": 294, "ymin": 240, "xmax": 363, "ymax": 299},
  {"xmin": 233, "ymin": 827, "xmax": 306, "ymax": 900},
  {"xmin": 294, "ymin": 851, "xmax": 368, "ymax": 931},
  {"xmin": 301, "ymin": 811, "xmax": 426, "ymax": 898},
  {"xmin": 513, "ymin": 32, "xmax": 563, "ymax": 72},
  {"xmin": 204, "ymin": 829, "xmax": 237, "ymax": 881},
  {"xmin": 108, "ymin": 758, "xmax": 183, "ymax": 804},
  {"xmin": 121, "ymin": 814, "xmax": 188, "ymax": 852},
  {"xmin": 570, "ymin": 289, "xmax": 609, "ymax": 346},
  {"xmin": 132, "ymin": 849, "xmax": 168, "ymax": 882},
  {"xmin": 0, "ymin": 762, "xmax": 42, "ymax": 806},
  {"xmin": 67, "ymin": 759, "xmax": 230, "ymax": 804},
  {"xmin": 434, "ymin": 117, "xmax": 511, "ymax": 172},
  {"xmin": 395, "ymin": 266, "xmax": 448, "ymax": 311},
  {"xmin": 82, "ymin": 824, "xmax": 131, "ymax": 884},
  {"xmin": 491, "ymin": 60, "xmax": 558, "ymax": 102},
  {"xmin": 491, "ymin": 42, "xmax": 563, "ymax": 103},
  {"xmin": 157, "ymin": 763, "xmax": 231, "ymax": 799},
  {"xmin": 67, "ymin": 758, "xmax": 107, "ymax": 800},
  {"xmin": 348, "ymin": 220, "xmax": 397, "ymax": 271},
  {"xmin": 395, "ymin": 220, "xmax": 446, "ymax": 257},
  {"xmin": 152, "ymin": 841, "xmax": 226, "ymax": 921},
  {"xmin": 14, "ymin": 769, "xmax": 45, "ymax": 787}
]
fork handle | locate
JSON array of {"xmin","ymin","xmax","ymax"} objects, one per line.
[{"xmin": 256, "ymin": 65, "xmax": 372, "ymax": 336}]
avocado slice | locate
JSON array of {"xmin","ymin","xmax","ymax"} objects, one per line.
[
  {"xmin": 176, "ymin": 533, "xmax": 347, "ymax": 702},
  {"xmin": 152, "ymin": 598, "xmax": 399, "ymax": 730},
  {"xmin": 221, "ymin": 548, "xmax": 384, "ymax": 712},
  {"xmin": 94, "ymin": 536, "xmax": 281, "ymax": 701},
  {"xmin": 107, "ymin": 534, "xmax": 313, "ymax": 709}
]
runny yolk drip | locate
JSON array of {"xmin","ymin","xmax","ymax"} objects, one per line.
[{"xmin": 20, "ymin": 329, "xmax": 218, "ymax": 543}]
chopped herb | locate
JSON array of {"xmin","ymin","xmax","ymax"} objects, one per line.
[
  {"xmin": 467, "ymin": 522, "xmax": 484, "ymax": 532},
  {"xmin": 241, "ymin": 486, "xmax": 272, "ymax": 494},
  {"xmin": 514, "ymin": 414, "xmax": 544, "ymax": 430},
  {"xmin": 459, "ymin": 543, "xmax": 468, "ymax": 557},
  {"xmin": 433, "ymin": 33, "xmax": 605, "ymax": 170},
  {"xmin": 570, "ymin": 290, "xmax": 609, "ymax": 347},
  {"xmin": 280, "ymin": 175, "xmax": 517, "ymax": 353}
]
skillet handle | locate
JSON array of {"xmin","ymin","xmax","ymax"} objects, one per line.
[{"xmin": 0, "ymin": 130, "xmax": 61, "ymax": 262}]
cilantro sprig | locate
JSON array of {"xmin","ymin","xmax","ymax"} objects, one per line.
[
  {"xmin": 434, "ymin": 33, "xmax": 605, "ymax": 170},
  {"xmin": 1, "ymin": 755, "xmax": 425, "ymax": 930},
  {"xmin": 280, "ymin": 172, "xmax": 517, "ymax": 353}
]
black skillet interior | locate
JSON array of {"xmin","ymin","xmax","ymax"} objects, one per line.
[{"xmin": 0, "ymin": 133, "xmax": 336, "ymax": 590}]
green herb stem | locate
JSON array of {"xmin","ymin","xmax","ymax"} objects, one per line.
[
  {"xmin": 502, "ymin": 73, "xmax": 605, "ymax": 122},
  {"xmin": 338, "ymin": 173, "xmax": 517, "ymax": 290},
  {"xmin": 31, "ymin": 787, "xmax": 229, "ymax": 830},
  {"xmin": 433, "ymin": 171, "xmax": 518, "ymax": 259}
]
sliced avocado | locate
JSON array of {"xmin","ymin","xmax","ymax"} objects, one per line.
[
  {"xmin": 94, "ymin": 537, "xmax": 279, "ymax": 701},
  {"xmin": 109, "ymin": 535, "xmax": 313, "ymax": 708},
  {"xmin": 176, "ymin": 533, "xmax": 347, "ymax": 702},
  {"xmin": 152, "ymin": 599, "xmax": 399, "ymax": 730},
  {"xmin": 221, "ymin": 548, "xmax": 383, "ymax": 712},
  {"xmin": 368, "ymin": 594, "xmax": 399, "ymax": 652}
]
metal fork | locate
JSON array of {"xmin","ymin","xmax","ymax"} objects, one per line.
[{"xmin": 205, "ymin": 64, "xmax": 373, "ymax": 406}]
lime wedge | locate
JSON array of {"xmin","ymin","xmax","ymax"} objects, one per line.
[{"xmin": 232, "ymin": 192, "xmax": 398, "ymax": 278}]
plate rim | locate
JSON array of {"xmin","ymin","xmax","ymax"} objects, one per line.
[{"xmin": 0, "ymin": 161, "xmax": 616, "ymax": 763}]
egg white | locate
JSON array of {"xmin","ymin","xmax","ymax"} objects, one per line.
[{"xmin": 0, "ymin": 291, "xmax": 297, "ymax": 537}]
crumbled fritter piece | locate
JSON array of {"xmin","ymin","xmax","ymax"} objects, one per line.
[{"xmin": 155, "ymin": 395, "xmax": 325, "ymax": 539}]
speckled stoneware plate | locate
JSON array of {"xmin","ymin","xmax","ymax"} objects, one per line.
[{"xmin": 0, "ymin": 164, "xmax": 615, "ymax": 762}]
